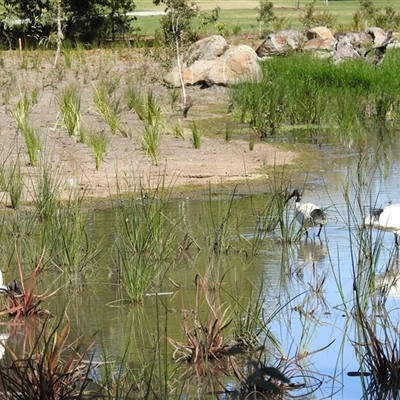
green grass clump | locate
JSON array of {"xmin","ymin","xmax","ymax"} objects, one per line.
[
  {"xmin": 5, "ymin": 162, "xmax": 24, "ymax": 210},
  {"xmin": 93, "ymin": 80, "xmax": 126, "ymax": 136},
  {"xmin": 86, "ymin": 129, "xmax": 109, "ymax": 170},
  {"xmin": 58, "ymin": 83, "xmax": 82, "ymax": 137},
  {"xmin": 126, "ymin": 87, "xmax": 166, "ymax": 164},
  {"xmin": 11, "ymin": 93, "xmax": 41, "ymax": 166},
  {"xmin": 191, "ymin": 121, "xmax": 201, "ymax": 149},
  {"xmin": 230, "ymin": 50, "xmax": 400, "ymax": 145},
  {"xmin": 34, "ymin": 162, "xmax": 62, "ymax": 222}
]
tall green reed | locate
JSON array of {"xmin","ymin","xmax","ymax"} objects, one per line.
[
  {"xmin": 113, "ymin": 176, "xmax": 181, "ymax": 303},
  {"xmin": 34, "ymin": 160, "xmax": 62, "ymax": 222},
  {"xmin": 22, "ymin": 125, "xmax": 41, "ymax": 166},
  {"xmin": 230, "ymin": 50, "xmax": 400, "ymax": 145},
  {"xmin": 333, "ymin": 145, "xmax": 394, "ymax": 314},
  {"xmin": 249, "ymin": 164, "xmax": 299, "ymax": 255},
  {"xmin": 46, "ymin": 190, "xmax": 99, "ymax": 284}
]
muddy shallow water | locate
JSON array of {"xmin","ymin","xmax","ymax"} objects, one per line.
[
  {"xmin": 1, "ymin": 135, "xmax": 400, "ymax": 399},
  {"xmin": 70, "ymin": 139, "xmax": 400, "ymax": 398}
]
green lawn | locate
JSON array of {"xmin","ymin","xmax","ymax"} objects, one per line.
[{"xmin": 132, "ymin": 0, "xmax": 398, "ymax": 36}]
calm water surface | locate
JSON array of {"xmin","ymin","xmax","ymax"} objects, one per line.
[{"xmin": 5, "ymin": 139, "xmax": 400, "ymax": 399}]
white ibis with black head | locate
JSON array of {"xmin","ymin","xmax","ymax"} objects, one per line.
[
  {"xmin": 286, "ymin": 189, "xmax": 327, "ymax": 238},
  {"xmin": 365, "ymin": 204, "xmax": 400, "ymax": 245},
  {"xmin": 0, "ymin": 271, "xmax": 22, "ymax": 295}
]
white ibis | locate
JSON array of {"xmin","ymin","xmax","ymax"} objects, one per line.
[
  {"xmin": 286, "ymin": 189, "xmax": 327, "ymax": 238},
  {"xmin": 0, "ymin": 271, "xmax": 9, "ymax": 294},
  {"xmin": 365, "ymin": 205, "xmax": 400, "ymax": 245},
  {"xmin": 0, "ymin": 271, "xmax": 22, "ymax": 295}
]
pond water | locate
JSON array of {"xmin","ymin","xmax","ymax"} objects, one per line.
[{"xmin": 2, "ymin": 136, "xmax": 400, "ymax": 399}]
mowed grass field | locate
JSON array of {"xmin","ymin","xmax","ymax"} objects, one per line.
[{"xmin": 132, "ymin": 0, "xmax": 398, "ymax": 35}]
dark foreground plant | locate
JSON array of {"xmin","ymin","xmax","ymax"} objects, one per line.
[
  {"xmin": 0, "ymin": 316, "xmax": 99, "ymax": 400},
  {"xmin": 350, "ymin": 305, "xmax": 400, "ymax": 399},
  {"xmin": 231, "ymin": 340, "xmax": 335, "ymax": 398},
  {"xmin": 0, "ymin": 249, "xmax": 57, "ymax": 320},
  {"xmin": 166, "ymin": 259, "xmax": 238, "ymax": 363}
]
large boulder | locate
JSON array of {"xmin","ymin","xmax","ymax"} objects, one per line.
[
  {"xmin": 334, "ymin": 31, "xmax": 372, "ymax": 46},
  {"xmin": 185, "ymin": 35, "xmax": 228, "ymax": 62},
  {"xmin": 332, "ymin": 31, "xmax": 372, "ymax": 63},
  {"xmin": 367, "ymin": 27, "xmax": 387, "ymax": 45},
  {"xmin": 303, "ymin": 37, "xmax": 335, "ymax": 52},
  {"xmin": 332, "ymin": 35, "xmax": 362, "ymax": 63},
  {"xmin": 307, "ymin": 26, "xmax": 335, "ymax": 41},
  {"xmin": 164, "ymin": 40, "xmax": 262, "ymax": 87},
  {"xmin": 205, "ymin": 45, "xmax": 263, "ymax": 86},
  {"xmin": 304, "ymin": 26, "xmax": 336, "ymax": 53},
  {"xmin": 256, "ymin": 29, "xmax": 306, "ymax": 57}
]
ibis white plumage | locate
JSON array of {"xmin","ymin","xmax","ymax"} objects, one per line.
[
  {"xmin": 286, "ymin": 189, "xmax": 327, "ymax": 238},
  {"xmin": 365, "ymin": 204, "xmax": 400, "ymax": 245},
  {"xmin": 0, "ymin": 270, "xmax": 9, "ymax": 294}
]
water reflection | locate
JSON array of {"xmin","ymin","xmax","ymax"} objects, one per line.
[
  {"xmin": 297, "ymin": 240, "xmax": 328, "ymax": 270},
  {"xmin": 0, "ymin": 333, "xmax": 9, "ymax": 361},
  {"xmin": 376, "ymin": 253, "xmax": 400, "ymax": 299}
]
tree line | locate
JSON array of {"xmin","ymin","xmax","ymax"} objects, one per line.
[{"xmin": 0, "ymin": 0, "xmax": 137, "ymax": 46}]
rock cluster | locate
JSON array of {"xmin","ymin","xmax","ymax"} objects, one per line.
[
  {"xmin": 164, "ymin": 35, "xmax": 263, "ymax": 87},
  {"xmin": 164, "ymin": 27, "xmax": 399, "ymax": 88},
  {"xmin": 256, "ymin": 26, "xmax": 399, "ymax": 61}
]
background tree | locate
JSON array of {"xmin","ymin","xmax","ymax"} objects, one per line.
[
  {"xmin": 1, "ymin": 0, "xmax": 57, "ymax": 44},
  {"xmin": 0, "ymin": 0, "xmax": 136, "ymax": 46},
  {"xmin": 256, "ymin": 0, "xmax": 276, "ymax": 38},
  {"xmin": 65, "ymin": 0, "xmax": 136, "ymax": 42},
  {"xmin": 153, "ymin": 0, "xmax": 219, "ymax": 117}
]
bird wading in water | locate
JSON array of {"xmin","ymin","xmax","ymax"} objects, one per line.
[
  {"xmin": 365, "ymin": 204, "xmax": 400, "ymax": 245},
  {"xmin": 286, "ymin": 189, "xmax": 327, "ymax": 238}
]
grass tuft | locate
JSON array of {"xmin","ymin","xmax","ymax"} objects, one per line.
[{"xmin": 57, "ymin": 83, "xmax": 82, "ymax": 137}]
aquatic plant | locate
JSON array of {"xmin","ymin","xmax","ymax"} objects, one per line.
[
  {"xmin": 4, "ymin": 161, "xmax": 24, "ymax": 210},
  {"xmin": 249, "ymin": 164, "xmax": 300, "ymax": 252},
  {"xmin": 45, "ymin": 190, "xmax": 99, "ymax": 283},
  {"xmin": 0, "ymin": 316, "xmax": 99, "ymax": 400},
  {"xmin": 166, "ymin": 259, "xmax": 238, "ymax": 363},
  {"xmin": 350, "ymin": 304, "xmax": 400, "ymax": 399},
  {"xmin": 113, "ymin": 176, "xmax": 181, "ymax": 303},
  {"xmin": 34, "ymin": 160, "xmax": 62, "ymax": 222},
  {"xmin": 0, "ymin": 249, "xmax": 56, "ymax": 319}
]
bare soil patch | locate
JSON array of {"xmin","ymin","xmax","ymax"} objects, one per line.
[{"xmin": 0, "ymin": 49, "xmax": 297, "ymax": 205}]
